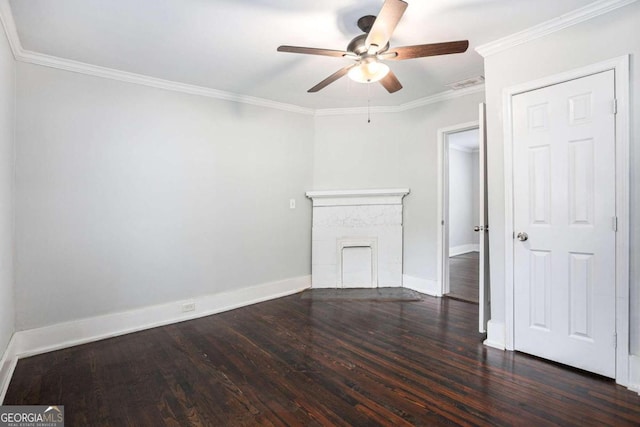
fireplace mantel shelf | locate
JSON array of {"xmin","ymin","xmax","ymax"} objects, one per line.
[{"xmin": 306, "ymin": 188, "xmax": 410, "ymax": 207}]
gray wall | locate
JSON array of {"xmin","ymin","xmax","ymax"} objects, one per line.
[
  {"xmin": 448, "ymin": 146, "xmax": 479, "ymax": 251},
  {"xmin": 15, "ymin": 63, "xmax": 314, "ymax": 330},
  {"xmin": 0, "ymin": 18, "xmax": 15, "ymax": 358},
  {"xmin": 313, "ymin": 91, "xmax": 485, "ymax": 282},
  {"xmin": 483, "ymin": 2, "xmax": 640, "ymax": 354}
]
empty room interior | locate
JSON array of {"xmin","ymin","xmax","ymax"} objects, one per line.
[{"xmin": 1, "ymin": 0, "xmax": 640, "ymax": 425}]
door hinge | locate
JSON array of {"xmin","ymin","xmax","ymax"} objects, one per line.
[
  {"xmin": 613, "ymin": 332, "xmax": 617, "ymax": 349},
  {"xmin": 612, "ymin": 99, "xmax": 618, "ymax": 115},
  {"xmin": 612, "ymin": 216, "xmax": 618, "ymax": 232}
]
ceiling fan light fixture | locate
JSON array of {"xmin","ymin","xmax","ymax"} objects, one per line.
[
  {"xmin": 278, "ymin": 0, "xmax": 469, "ymax": 93},
  {"xmin": 348, "ymin": 60, "xmax": 390, "ymax": 83}
]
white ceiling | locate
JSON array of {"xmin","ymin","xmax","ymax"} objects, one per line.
[{"xmin": 9, "ymin": 0, "xmax": 596, "ymax": 109}]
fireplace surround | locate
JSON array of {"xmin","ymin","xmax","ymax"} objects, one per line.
[{"xmin": 305, "ymin": 189, "xmax": 410, "ymax": 288}]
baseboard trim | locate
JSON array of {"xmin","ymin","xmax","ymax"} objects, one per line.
[
  {"xmin": 629, "ymin": 355, "xmax": 640, "ymax": 394},
  {"xmin": 2, "ymin": 275, "xmax": 310, "ymax": 400},
  {"xmin": 449, "ymin": 244, "xmax": 479, "ymax": 257},
  {"xmin": 403, "ymin": 275, "xmax": 441, "ymax": 297},
  {"xmin": 483, "ymin": 320, "xmax": 506, "ymax": 350},
  {"xmin": 0, "ymin": 335, "xmax": 18, "ymax": 404}
]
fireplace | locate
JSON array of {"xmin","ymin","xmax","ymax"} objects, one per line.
[{"xmin": 305, "ymin": 189, "xmax": 410, "ymax": 288}]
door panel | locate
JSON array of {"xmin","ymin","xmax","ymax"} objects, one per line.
[{"xmin": 512, "ymin": 70, "xmax": 616, "ymax": 378}]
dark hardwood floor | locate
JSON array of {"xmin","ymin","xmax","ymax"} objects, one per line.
[
  {"xmin": 448, "ymin": 252, "xmax": 479, "ymax": 303},
  {"xmin": 5, "ymin": 291, "xmax": 640, "ymax": 426}
]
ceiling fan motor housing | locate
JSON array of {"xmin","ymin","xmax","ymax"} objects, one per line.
[
  {"xmin": 347, "ymin": 33, "xmax": 389, "ymax": 56},
  {"xmin": 276, "ymin": 0, "xmax": 469, "ymax": 94}
]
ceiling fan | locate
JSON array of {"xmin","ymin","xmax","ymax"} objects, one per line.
[{"xmin": 277, "ymin": 0, "xmax": 469, "ymax": 94}]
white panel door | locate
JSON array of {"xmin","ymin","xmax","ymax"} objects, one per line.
[{"xmin": 512, "ymin": 70, "xmax": 616, "ymax": 378}]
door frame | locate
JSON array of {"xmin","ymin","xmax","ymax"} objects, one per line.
[
  {"xmin": 437, "ymin": 120, "xmax": 480, "ymax": 297},
  {"xmin": 502, "ymin": 55, "xmax": 630, "ymax": 385}
]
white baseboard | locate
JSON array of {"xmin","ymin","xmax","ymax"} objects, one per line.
[
  {"xmin": 403, "ymin": 275, "xmax": 441, "ymax": 297},
  {"xmin": 629, "ymin": 355, "xmax": 640, "ymax": 395},
  {"xmin": 0, "ymin": 335, "xmax": 18, "ymax": 404},
  {"xmin": 484, "ymin": 320, "xmax": 506, "ymax": 350},
  {"xmin": 1, "ymin": 275, "xmax": 310, "ymax": 402},
  {"xmin": 449, "ymin": 244, "xmax": 479, "ymax": 257}
]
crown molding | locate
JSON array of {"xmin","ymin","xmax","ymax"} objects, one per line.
[
  {"xmin": 0, "ymin": 0, "xmax": 314, "ymax": 116},
  {"xmin": 476, "ymin": 0, "xmax": 638, "ymax": 57},
  {"xmin": 315, "ymin": 84, "xmax": 485, "ymax": 117},
  {"xmin": 1, "ymin": 0, "xmax": 483, "ymax": 116},
  {"xmin": 397, "ymin": 84, "xmax": 485, "ymax": 112},
  {"xmin": 17, "ymin": 50, "xmax": 315, "ymax": 115},
  {"xmin": 3, "ymin": 0, "xmax": 632, "ymax": 114},
  {"xmin": 0, "ymin": 0, "xmax": 21, "ymax": 58}
]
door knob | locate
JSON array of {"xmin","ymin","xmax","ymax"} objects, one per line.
[
  {"xmin": 474, "ymin": 226, "xmax": 482, "ymax": 232},
  {"xmin": 516, "ymin": 232, "xmax": 528, "ymax": 242}
]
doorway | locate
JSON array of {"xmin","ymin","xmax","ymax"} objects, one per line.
[
  {"xmin": 437, "ymin": 103, "xmax": 491, "ymax": 333},
  {"xmin": 438, "ymin": 107, "xmax": 491, "ymax": 332},
  {"xmin": 446, "ymin": 129, "xmax": 480, "ymax": 303}
]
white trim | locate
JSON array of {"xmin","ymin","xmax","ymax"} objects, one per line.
[
  {"xmin": 0, "ymin": 275, "xmax": 310, "ymax": 402},
  {"xmin": 0, "ymin": 335, "xmax": 18, "ymax": 404},
  {"xmin": 476, "ymin": 0, "xmax": 638, "ymax": 57},
  {"xmin": 315, "ymin": 85, "xmax": 485, "ymax": 116},
  {"xmin": 0, "ymin": 1, "xmax": 313, "ymax": 116},
  {"xmin": 437, "ymin": 121, "xmax": 480, "ymax": 297},
  {"xmin": 19, "ymin": 50, "xmax": 315, "ymax": 115},
  {"xmin": 0, "ymin": 0, "xmax": 19, "ymax": 58},
  {"xmin": 450, "ymin": 244, "xmax": 479, "ymax": 257},
  {"xmin": 305, "ymin": 188, "xmax": 410, "ymax": 207},
  {"xmin": 629, "ymin": 355, "xmax": 640, "ymax": 394},
  {"xmin": 402, "ymin": 275, "xmax": 440, "ymax": 297},
  {"xmin": 502, "ymin": 55, "xmax": 630, "ymax": 387},
  {"xmin": 484, "ymin": 320, "xmax": 506, "ymax": 350}
]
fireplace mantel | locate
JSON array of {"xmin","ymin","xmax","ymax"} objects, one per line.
[
  {"xmin": 305, "ymin": 189, "xmax": 410, "ymax": 207},
  {"xmin": 306, "ymin": 188, "xmax": 410, "ymax": 288}
]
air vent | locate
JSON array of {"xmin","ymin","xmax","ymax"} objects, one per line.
[{"xmin": 447, "ymin": 76, "xmax": 485, "ymax": 90}]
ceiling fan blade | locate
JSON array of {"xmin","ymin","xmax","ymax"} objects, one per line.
[
  {"xmin": 379, "ymin": 70, "xmax": 402, "ymax": 93},
  {"xmin": 277, "ymin": 45, "xmax": 349, "ymax": 58},
  {"xmin": 308, "ymin": 65, "xmax": 356, "ymax": 93},
  {"xmin": 387, "ymin": 40, "xmax": 469, "ymax": 60},
  {"xmin": 365, "ymin": 0, "xmax": 408, "ymax": 53}
]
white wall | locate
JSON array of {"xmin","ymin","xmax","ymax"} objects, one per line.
[
  {"xmin": 14, "ymin": 63, "xmax": 314, "ymax": 330},
  {"xmin": 313, "ymin": 90, "xmax": 485, "ymax": 282},
  {"xmin": 483, "ymin": 2, "xmax": 640, "ymax": 354},
  {"xmin": 448, "ymin": 145, "xmax": 479, "ymax": 252},
  {"xmin": 0, "ymin": 16, "xmax": 14, "ymax": 360}
]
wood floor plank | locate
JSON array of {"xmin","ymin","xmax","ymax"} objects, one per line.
[
  {"xmin": 4, "ymin": 292, "xmax": 640, "ymax": 426},
  {"xmin": 448, "ymin": 252, "xmax": 479, "ymax": 303}
]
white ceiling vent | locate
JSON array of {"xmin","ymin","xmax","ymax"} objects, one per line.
[{"xmin": 447, "ymin": 76, "xmax": 485, "ymax": 90}]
